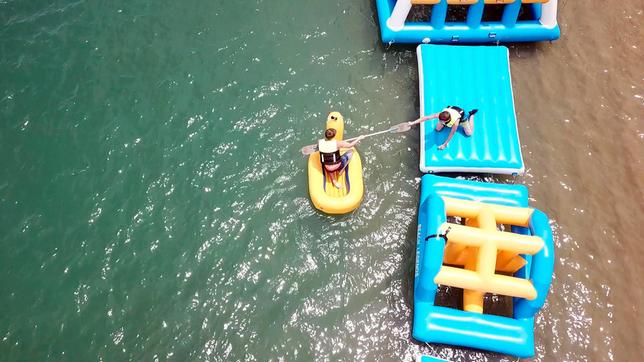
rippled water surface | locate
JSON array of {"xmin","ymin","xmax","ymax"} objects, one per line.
[{"xmin": 1, "ymin": 0, "xmax": 642, "ymax": 360}]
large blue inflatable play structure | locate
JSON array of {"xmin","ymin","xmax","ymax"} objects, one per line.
[
  {"xmin": 371, "ymin": 0, "xmax": 560, "ymax": 359},
  {"xmin": 375, "ymin": 0, "xmax": 560, "ymax": 44}
]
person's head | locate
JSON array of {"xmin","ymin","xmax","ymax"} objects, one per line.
[
  {"xmin": 438, "ymin": 111, "xmax": 451, "ymax": 124},
  {"xmin": 325, "ymin": 128, "xmax": 337, "ymax": 140}
]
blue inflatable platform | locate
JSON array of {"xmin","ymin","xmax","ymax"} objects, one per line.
[
  {"xmin": 414, "ymin": 175, "xmax": 555, "ymax": 358},
  {"xmin": 418, "ymin": 44, "xmax": 524, "ymax": 175},
  {"xmin": 417, "ymin": 355, "xmax": 450, "ymax": 362},
  {"xmin": 375, "ymin": 0, "xmax": 560, "ymax": 44}
]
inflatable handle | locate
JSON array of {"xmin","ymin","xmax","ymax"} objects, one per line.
[
  {"xmin": 417, "ymin": 195, "xmax": 447, "ymax": 303},
  {"xmin": 514, "ymin": 209, "xmax": 555, "ymax": 319}
]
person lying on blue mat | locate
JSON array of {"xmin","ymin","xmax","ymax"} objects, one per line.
[{"xmin": 413, "ymin": 106, "xmax": 478, "ymax": 150}]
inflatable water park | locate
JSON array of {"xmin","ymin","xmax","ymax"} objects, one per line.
[{"xmin": 304, "ymin": 0, "xmax": 559, "ymax": 359}]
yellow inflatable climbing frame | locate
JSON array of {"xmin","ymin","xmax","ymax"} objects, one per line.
[{"xmin": 435, "ymin": 197, "xmax": 544, "ymax": 313}]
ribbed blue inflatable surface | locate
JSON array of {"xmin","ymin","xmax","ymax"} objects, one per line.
[{"xmin": 417, "ymin": 44, "xmax": 524, "ymax": 175}]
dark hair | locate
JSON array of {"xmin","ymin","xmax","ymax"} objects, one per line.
[
  {"xmin": 325, "ymin": 128, "xmax": 336, "ymax": 140},
  {"xmin": 438, "ymin": 111, "xmax": 450, "ymax": 122}
]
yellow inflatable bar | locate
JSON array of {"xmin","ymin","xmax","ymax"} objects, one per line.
[
  {"xmin": 434, "ymin": 197, "xmax": 545, "ymax": 313},
  {"xmin": 307, "ymin": 112, "xmax": 364, "ymax": 214}
]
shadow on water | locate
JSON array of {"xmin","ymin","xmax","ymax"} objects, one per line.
[{"xmin": 401, "ymin": 216, "xmax": 418, "ymax": 310}]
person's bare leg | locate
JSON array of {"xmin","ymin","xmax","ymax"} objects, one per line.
[
  {"xmin": 331, "ymin": 172, "xmax": 342, "ymax": 188},
  {"xmin": 332, "ymin": 169, "xmax": 346, "ymax": 189},
  {"xmin": 464, "ymin": 115, "xmax": 474, "ymax": 136},
  {"xmin": 332, "ymin": 150, "xmax": 353, "ymax": 189},
  {"xmin": 336, "ymin": 151, "xmax": 353, "ymax": 175}
]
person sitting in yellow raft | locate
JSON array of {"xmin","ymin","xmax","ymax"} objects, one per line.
[
  {"xmin": 318, "ymin": 126, "xmax": 365, "ymax": 189},
  {"xmin": 413, "ymin": 106, "xmax": 478, "ymax": 150}
]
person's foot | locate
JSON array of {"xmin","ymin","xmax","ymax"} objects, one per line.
[
  {"xmin": 468, "ymin": 109, "xmax": 478, "ymax": 117},
  {"xmin": 333, "ymin": 179, "xmax": 342, "ymax": 189}
]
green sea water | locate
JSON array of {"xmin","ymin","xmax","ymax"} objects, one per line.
[
  {"xmin": 1, "ymin": 1, "xmax": 428, "ymax": 360},
  {"xmin": 3, "ymin": 0, "xmax": 644, "ymax": 361}
]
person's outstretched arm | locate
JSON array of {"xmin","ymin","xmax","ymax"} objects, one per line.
[
  {"xmin": 338, "ymin": 135, "xmax": 365, "ymax": 149},
  {"xmin": 411, "ymin": 113, "xmax": 439, "ymax": 126},
  {"xmin": 438, "ymin": 120, "xmax": 459, "ymax": 150}
]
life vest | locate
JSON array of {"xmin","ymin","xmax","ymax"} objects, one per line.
[
  {"xmin": 442, "ymin": 106, "xmax": 465, "ymax": 128},
  {"xmin": 318, "ymin": 139, "xmax": 341, "ymax": 165}
]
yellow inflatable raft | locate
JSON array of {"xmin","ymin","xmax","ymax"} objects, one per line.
[{"xmin": 308, "ymin": 112, "xmax": 364, "ymax": 214}]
